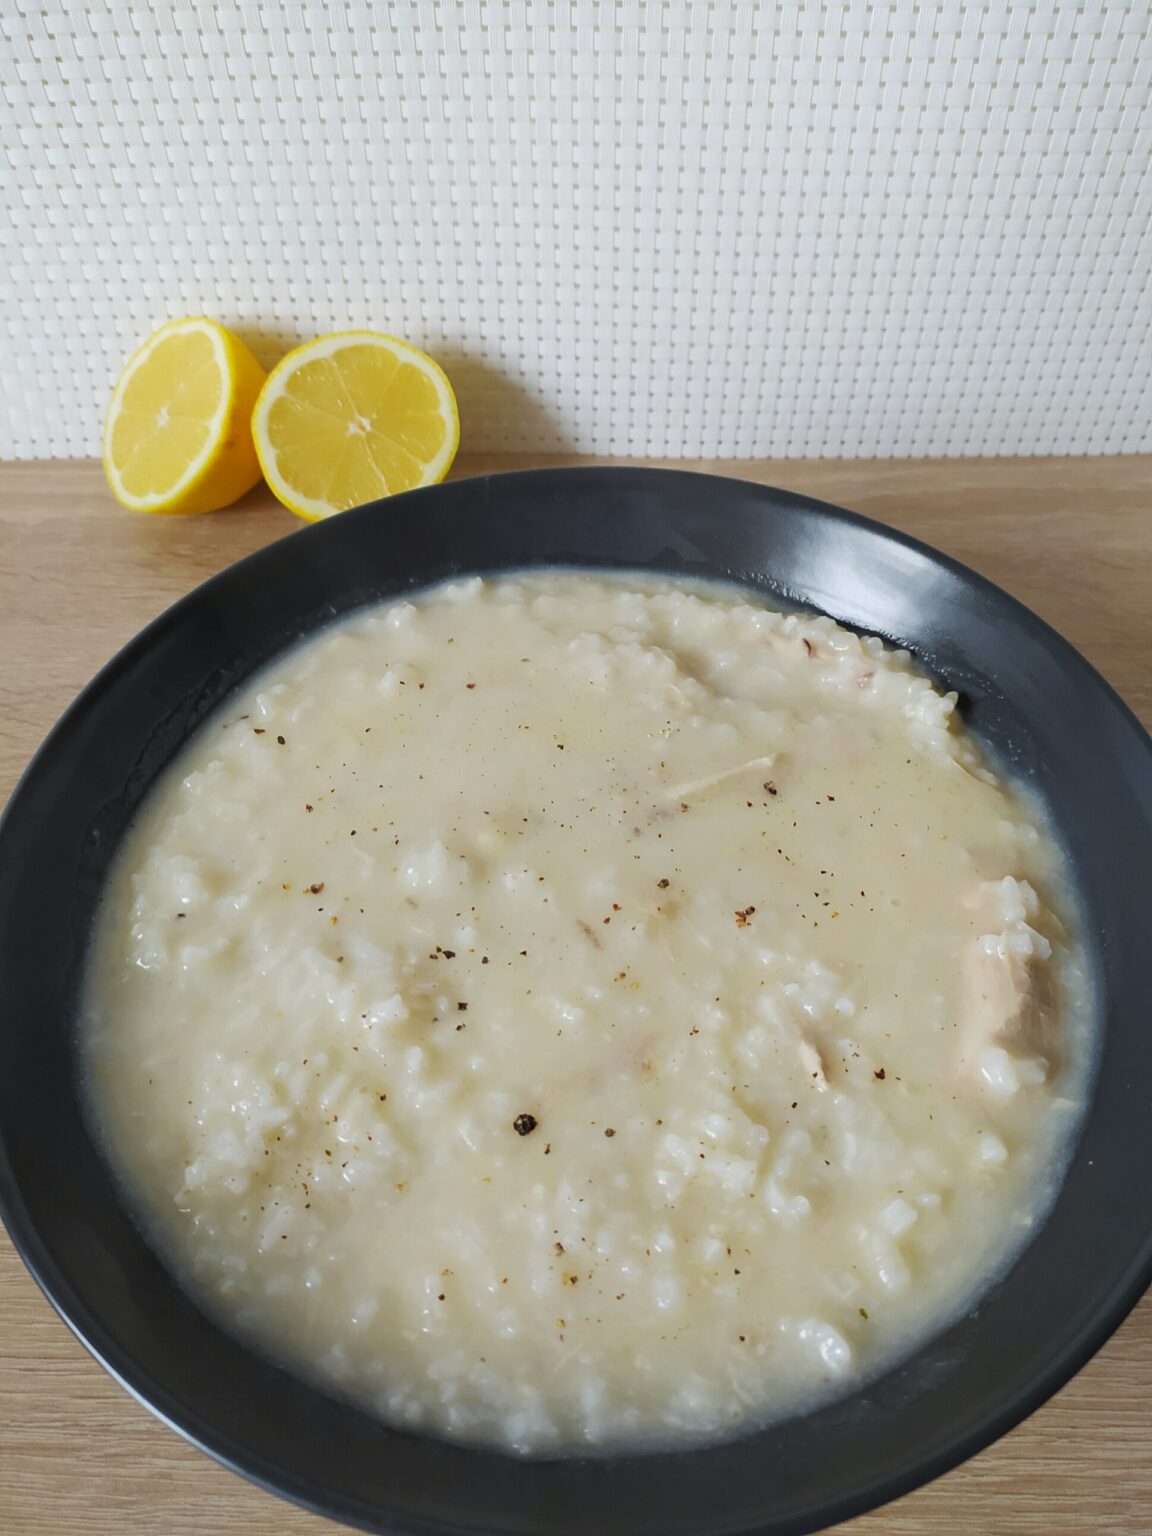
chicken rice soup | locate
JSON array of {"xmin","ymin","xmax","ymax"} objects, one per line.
[{"xmin": 83, "ymin": 572, "xmax": 1091, "ymax": 1454}]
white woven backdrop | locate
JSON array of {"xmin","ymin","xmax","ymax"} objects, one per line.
[{"xmin": 3, "ymin": 1, "xmax": 1151, "ymax": 460}]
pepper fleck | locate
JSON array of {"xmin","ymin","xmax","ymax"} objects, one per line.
[{"xmin": 513, "ymin": 1113, "xmax": 538, "ymax": 1136}]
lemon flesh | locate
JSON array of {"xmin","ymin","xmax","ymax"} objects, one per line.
[
  {"xmin": 103, "ymin": 318, "xmax": 266, "ymax": 514},
  {"xmin": 252, "ymin": 332, "xmax": 459, "ymax": 521}
]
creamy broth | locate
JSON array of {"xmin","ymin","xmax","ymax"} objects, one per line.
[{"xmin": 83, "ymin": 573, "xmax": 1091, "ymax": 1453}]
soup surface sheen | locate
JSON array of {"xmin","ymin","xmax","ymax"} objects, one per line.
[{"xmin": 85, "ymin": 572, "xmax": 1090, "ymax": 1453}]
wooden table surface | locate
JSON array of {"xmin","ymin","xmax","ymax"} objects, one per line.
[{"xmin": 2, "ymin": 455, "xmax": 1150, "ymax": 1535}]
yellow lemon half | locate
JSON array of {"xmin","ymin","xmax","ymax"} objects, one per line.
[
  {"xmin": 103, "ymin": 318, "xmax": 266, "ymax": 514},
  {"xmin": 251, "ymin": 331, "xmax": 459, "ymax": 521}
]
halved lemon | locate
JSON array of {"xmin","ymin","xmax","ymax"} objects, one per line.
[
  {"xmin": 103, "ymin": 318, "xmax": 266, "ymax": 514},
  {"xmin": 251, "ymin": 331, "xmax": 459, "ymax": 521}
]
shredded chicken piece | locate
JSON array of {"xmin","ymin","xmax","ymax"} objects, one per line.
[
  {"xmin": 959, "ymin": 880, "xmax": 1058, "ymax": 1086},
  {"xmin": 799, "ymin": 1039, "xmax": 828, "ymax": 1091},
  {"xmin": 666, "ymin": 755, "xmax": 776, "ymax": 802}
]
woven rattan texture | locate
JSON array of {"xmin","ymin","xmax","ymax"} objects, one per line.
[{"xmin": 4, "ymin": 2, "xmax": 1151, "ymax": 459}]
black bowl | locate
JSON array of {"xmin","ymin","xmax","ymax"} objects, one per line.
[{"xmin": 2, "ymin": 468, "xmax": 1151, "ymax": 1536}]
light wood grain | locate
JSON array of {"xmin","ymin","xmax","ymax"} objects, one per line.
[{"xmin": 2, "ymin": 456, "xmax": 1150, "ymax": 1535}]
